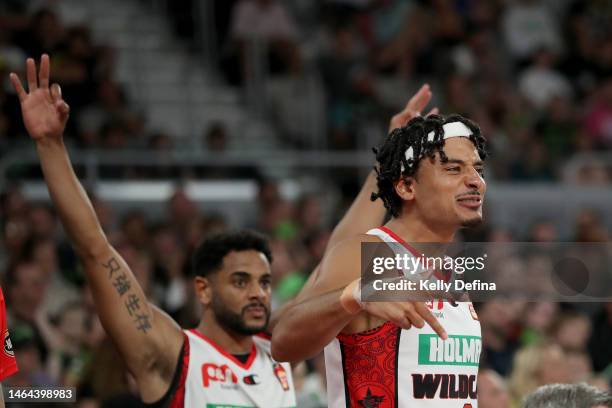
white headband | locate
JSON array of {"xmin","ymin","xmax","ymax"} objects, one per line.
[{"xmin": 401, "ymin": 121, "xmax": 472, "ymax": 171}]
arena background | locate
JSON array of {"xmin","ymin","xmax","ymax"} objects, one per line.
[{"xmin": 0, "ymin": 0, "xmax": 611, "ymax": 406}]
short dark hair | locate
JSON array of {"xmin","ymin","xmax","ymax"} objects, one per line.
[
  {"xmin": 192, "ymin": 230, "xmax": 272, "ymax": 277},
  {"xmin": 523, "ymin": 383, "xmax": 612, "ymax": 408},
  {"xmin": 371, "ymin": 114, "xmax": 487, "ymax": 218}
]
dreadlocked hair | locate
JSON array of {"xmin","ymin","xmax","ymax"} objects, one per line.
[{"xmin": 371, "ymin": 114, "xmax": 488, "ymax": 218}]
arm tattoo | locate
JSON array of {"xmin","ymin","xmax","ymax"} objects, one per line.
[
  {"xmin": 103, "ymin": 257, "xmax": 121, "ymax": 278},
  {"xmin": 103, "ymin": 257, "xmax": 152, "ymax": 334}
]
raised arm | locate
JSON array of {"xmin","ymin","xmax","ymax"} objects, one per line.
[
  {"xmin": 10, "ymin": 55, "xmax": 182, "ymax": 402},
  {"xmin": 268, "ymin": 85, "xmax": 437, "ymax": 333},
  {"xmin": 326, "ymin": 84, "xmax": 436, "ymax": 250}
]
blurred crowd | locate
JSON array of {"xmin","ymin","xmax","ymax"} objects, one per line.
[
  {"xmin": 210, "ymin": 0, "xmax": 612, "ymax": 182},
  {"xmin": 0, "ymin": 0, "xmax": 610, "ymax": 183},
  {"xmin": 1, "ymin": 0, "xmax": 612, "ymax": 407},
  {"xmin": 1, "ymin": 180, "xmax": 612, "ymax": 407}
]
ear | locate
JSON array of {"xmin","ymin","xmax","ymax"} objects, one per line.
[
  {"xmin": 394, "ymin": 177, "xmax": 416, "ymax": 201},
  {"xmin": 194, "ymin": 276, "xmax": 213, "ymax": 306}
]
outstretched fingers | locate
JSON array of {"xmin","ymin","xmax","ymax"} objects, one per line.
[
  {"xmin": 39, "ymin": 54, "xmax": 50, "ymax": 89},
  {"xmin": 9, "ymin": 73, "xmax": 27, "ymax": 102},
  {"xmin": 415, "ymin": 302, "xmax": 447, "ymax": 339},
  {"xmin": 406, "ymin": 83, "xmax": 432, "ymax": 114},
  {"xmin": 389, "ymin": 84, "xmax": 434, "ymax": 131},
  {"xmin": 26, "ymin": 58, "xmax": 37, "ymax": 92}
]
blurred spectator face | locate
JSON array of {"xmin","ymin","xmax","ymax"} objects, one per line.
[
  {"xmin": 153, "ymin": 226, "xmax": 180, "ymax": 256},
  {"xmin": 169, "ymin": 190, "xmax": 198, "ymax": 224},
  {"xmin": 1, "ymin": 187, "xmax": 28, "ymax": 218},
  {"xmin": 34, "ymin": 9, "xmax": 63, "ymax": 46},
  {"xmin": 121, "ymin": 212, "xmax": 149, "ymax": 249},
  {"xmin": 257, "ymin": 181, "xmax": 280, "ymax": 210},
  {"xmin": 536, "ymin": 345, "xmax": 571, "ymax": 385},
  {"xmin": 91, "ymin": 195, "xmax": 114, "ymax": 231},
  {"xmin": 510, "ymin": 343, "xmax": 570, "ymax": 399},
  {"xmin": 3, "ymin": 216, "xmax": 30, "ymax": 254},
  {"xmin": 58, "ymin": 303, "xmax": 87, "ymax": 345},
  {"xmin": 204, "ymin": 124, "xmax": 228, "ymax": 152},
  {"xmin": 201, "ymin": 214, "xmax": 228, "ymax": 237},
  {"xmin": 102, "ymin": 123, "xmax": 127, "ymax": 149},
  {"xmin": 478, "ymin": 369, "xmax": 510, "ymax": 408},
  {"xmin": 305, "ymin": 230, "xmax": 331, "ymax": 262},
  {"xmin": 526, "ymin": 302, "xmax": 558, "ymax": 330},
  {"xmin": 575, "ymin": 209, "xmax": 609, "ymax": 241},
  {"xmin": 14, "ymin": 343, "xmax": 41, "ymax": 379},
  {"xmin": 410, "ymin": 137, "xmax": 486, "ymax": 230},
  {"xmin": 552, "ymin": 313, "xmax": 591, "ymax": 351},
  {"xmin": 97, "ymin": 80, "xmax": 124, "ymax": 109},
  {"xmin": 528, "ymin": 221, "xmax": 557, "ymax": 242},
  {"xmin": 269, "ymin": 240, "xmax": 296, "ymax": 281},
  {"xmin": 9, "ymin": 262, "xmax": 48, "ymax": 315},
  {"xmin": 29, "ymin": 205, "xmax": 57, "ymax": 239},
  {"xmin": 297, "ymin": 195, "xmax": 322, "ymax": 230},
  {"xmin": 479, "ymin": 300, "xmax": 524, "ymax": 334},
  {"xmin": 445, "ymin": 75, "xmax": 474, "ymax": 112},
  {"xmin": 260, "ymin": 200, "xmax": 294, "ymax": 233},
  {"xmin": 31, "ymin": 239, "xmax": 59, "ymax": 276},
  {"xmin": 67, "ymin": 27, "xmax": 92, "ymax": 58}
]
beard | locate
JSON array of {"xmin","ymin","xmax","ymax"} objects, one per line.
[
  {"xmin": 461, "ymin": 215, "xmax": 483, "ymax": 228},
  {"xmin": 211, "ymin": 296, "xmax": 270, "ymax": 335}
]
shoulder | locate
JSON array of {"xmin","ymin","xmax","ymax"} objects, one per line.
[
  {"xmin": 325, "ymin": 233, "xmax": 384, "ymax": 259},
  {"xmin": 253, "ymin": 333, "xmax": 272, "ymax": 353},
  {"xmin": 310, "ymin": 233, "xmax": 385, "ymax": 291}
]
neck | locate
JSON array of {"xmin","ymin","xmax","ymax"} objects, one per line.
[
  {"xmin": 196, "ymin": 312, "xmax": 254, "ymax": 355},
  {"xmin": 387, "ymin": 213, "xmax": 456, "ymax": 244}
]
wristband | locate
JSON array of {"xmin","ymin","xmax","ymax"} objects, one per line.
[{"xmin": 340, "ymin": 279, "xmax": 364, "ymax": 314}]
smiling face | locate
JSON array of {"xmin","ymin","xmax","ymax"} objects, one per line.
[
  {"xmin": 197, "ymin": 250, "xmax": 272, "ymax": 335},
  {"xmin": 398, "ymin": 137, "xmax": 486, "ymax": 230}
]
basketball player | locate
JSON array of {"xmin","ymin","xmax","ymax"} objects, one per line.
[
  {"xmin": 272, "ymin": 114, "xmax": 487, "ymax": 407},
  {"xmin": 0, "ymin": 285, "xmax": 18, "ymax": 408},
  {"xmin": 9, "ymin": 54, "xmax": 435, "ymax": 407}
]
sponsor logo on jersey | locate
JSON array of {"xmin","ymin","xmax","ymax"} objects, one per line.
[
  {"xmin": 412, "ymin": 373, "xmax": 477, "ymax": 399},
  {"xmin": 201, "ymin": 363, "xmax": 238, "ymax": 387},
  {"xmin": 426, "ymin": 299, "xmax": 444, "ymax": 310},
  {"xmin": 357, "ymin": 387, "xmax": 385, "ymax": 407},
  {"xmin": 273, "ymin": 362, "xmax": 290, "ymax": 391},
  {"xmin": 243, "ymin": 374, "xmax": 260, "ymax": 385},
  {"xmin": 4, "ymin": 330, "xmax": 14, "ymax": 357},
  {"xmin": 418, "ymin": 334, "xmax": 481, "ymax": 366}
]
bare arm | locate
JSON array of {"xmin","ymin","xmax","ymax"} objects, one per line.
[
  {"xmin": 10, "ymin": 55, "xmax": 182, "ymax": 402},
  {"xmin": 268, "ymin": 85, "xmax": 437, "ymax": 333},
  {"xmin": 271, "ymin": 235, "xmax": 447, "ymax": 362}
]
